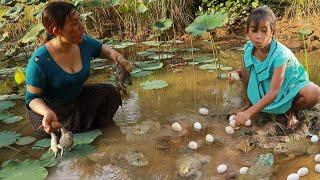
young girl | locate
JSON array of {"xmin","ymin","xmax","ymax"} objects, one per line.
[
  {"xmin": 25, "ymin": 2, "xmax": 132, "ymax": 136},
  {"xmin": 229, "ymin": 6, "xmax": 320, "ymax": 128}
]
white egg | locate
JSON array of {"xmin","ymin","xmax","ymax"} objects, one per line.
[
  {"xmin": 231, "ymin": 72, "xmax": 240, "ymax": 81},
  {"xmin": 225, "ymin": 126, "xmax": 234, "ymax": 135},
  {"xmin": 244, "ymin": 119, "xmax": 252, "ymax": 127},
  {"xmin": 239, "ymin": 167, "xmax": 248, "ymax": 174},
  {"xmin": 311, "ymin": 135, "xmax": 319, "ymax": 143},
  {"xmin": 188, "ymin": 141, "xmax": 198, "ymax": 150},
  {"xmin": 172, "ymin": 122, "xmax": 182, "ymax": 132},
  {"xmin": 205, "ymin": 134, "xmax": 214, "ymax": 143},
  {"xmin": 229, "ymin": 119, "xmax": 236, "ymax": 127},
  {"xmin": 229, "ymin": 115, "xmax": 236, "ymax": 122},
  {"xmin": 194, "ymin": 122, "xmax": 202, "ymax": 131},
  {"xmin": 315, "ymin": 154, "xmax": 320, "ymax": 163},
  {"xmin": 315, "ymin": 163, "xmax": 320, "ymax": 173},
  {"xmin": 297, "ymin": 167, "xmax": 308, "ymax": 176},
  {"xmin": 217, "ymin": 164, "xmax": 228, "ymax": 174},
  {"xmin": 199, "ymin": 108, "xmax": 209, "ymax": 115},
  {"xmin": 287, "ymin": 173, "xmax": 299, "ymax": 180}
]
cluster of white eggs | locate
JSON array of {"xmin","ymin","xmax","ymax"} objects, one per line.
[
  {"xmin": 216, "ymin": 164, "xmax": 249, "ymax": 175},
  {"xmin": 287, "ymin": 154, "xmax": 320, "ymax": 179},
  {"xmin": 225, "ymin": 115, "xmax": 251, "ymax": 135}
]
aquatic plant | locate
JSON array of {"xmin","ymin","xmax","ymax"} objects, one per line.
[{"xmin": 298, "ymin": 27, "xmax": 312, "ymax": 73}]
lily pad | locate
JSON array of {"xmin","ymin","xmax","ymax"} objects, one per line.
[
  {"xmin": 32, "ymin": 138, "xmax": 50, "ymax": 150},
  {"xmin": 0, "ymin": 111, "xmax": 13, "ymax": 121},
  {"xmin": 181, "ymin": 48, "xmax": 200, "ymax": 52},
  {"xmin": 142, "ymin": 41, "xmax": 161, "ymax": 46},
  {"xmin": 3, "ymin": 4, "xmax": 25, "ymax": 22},
  {"xmin": 0, "ymin": 0, "xmax": 15, "ymax": 6},
  {"xmin": 194, "ymin": 55, "xmax": 216, "ymax": 63},
  {"xmin": 148, "ymin": 53, "xmax": 174, "ymax": 60},
  {"xmin": 185, "ymin": 12, "xmax": 228, "ymax": 36},
  {"xmin": 1, "ymin": 116, "xmax": 23, "ymax": 124},
  {"xmin": 39, "ymin": 144, "xmax": 96, "ymax": 167},
  {"xmin": 139, "ymin": 61, "xmax": 163, "ymax": 70},
  {"xmin": 153, "ymin": 18, "xmax": 173, "ymax": 31},
  {"xmin": 137, "ymin": 51, "xmax": 156, "ymax": 57},
  {"xmin": 140, "ymin": 80, "xmax": 168, "ymax": 90},
  {"xmin": 73, "ymin": 129, "xmax": 102, "ymax": 146},
  {"xmin": 15, "ymin": 136, "xmax": 36, "ymax": 146},
  {"xmin": 220, "ymin": 66, "xmax": 233, "ymax": 71},
  {"xmin": 137, "ymin": 3, "xmax": 148, "ymax": 13},
  {"xmin": 0, "ymin": 131, "xmax": 21, "ymax": 148},
  {"xmin": 132, "ymin": 70, "xmax": 154, "ymax": 78},
  {"xmin": 0, "ymin": 159, "xmax": 48, "ymax": 180},
  {"xmin": 0, "ymin": 101, "xmax": 15, "ymax": 112},
  {"xmin": 217, "ymin": 73, "xmax": 228, "ymax": 79},
  {"xmin": 199, "ymin": 64, "xmax": 222, "ymax": 70},
  {"xmin": 109, "ymin": 41, "xmax": 136, "ymax": 49}
]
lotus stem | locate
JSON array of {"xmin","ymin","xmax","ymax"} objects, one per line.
[
  {"xmin": 303, "ymin": 36, "xmax": 309, "ymax": 73},
  {"xmin": 190, "ymin": 35, "xmax": 195, "ymax": 69}
]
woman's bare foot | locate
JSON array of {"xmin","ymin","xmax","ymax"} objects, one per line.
[{"xmin": 285, "ymin": 111, "xmax": 299, "ymax": 129}]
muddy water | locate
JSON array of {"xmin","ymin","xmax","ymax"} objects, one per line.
[{"xmin": 1, "ymin": 46, "xmax": 320, "ymax": 179}]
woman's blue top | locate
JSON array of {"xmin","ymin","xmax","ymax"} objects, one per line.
[
  {"xmin": 243, "ymin": 39, "xmax": 309, "ymax": 114},
  {"xmin": 25, "ymin": 35, "xmax": 102, "ymax": 106}
]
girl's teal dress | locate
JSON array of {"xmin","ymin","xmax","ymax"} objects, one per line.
[{"xmin": 243, "ymin": 39, "xmax": 309, "ymax": 114}]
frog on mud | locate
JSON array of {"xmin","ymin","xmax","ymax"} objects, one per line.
[
  {"xmin": 238, "ymin": 153, "xmax": 274, "ymax": 180},
  {"xmin": 273, "ymin": 138, "xmax": 320, "ymax": 160},
  {"xmin": 175, "ymin": 153, "xmax": 211, "ymax": 180},
  {"xmin": 236, "ymin": 137, "xmax": 257, "ymax": 153},
  {"xmin": 59, "ymin": 127, "xmax": 73, "ymax": 151},
  {"xmin": 113, "ymin": 62, "xmax": 132, "ymax": 95}
]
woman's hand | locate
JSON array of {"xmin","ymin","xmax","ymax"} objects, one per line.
[
  {"xmin": 42, "ymin": 110, "xmax": 61, "ymax": 133},
  {"xmin": 235, "ymin": 110, "xmax": 252, "ymax": 126},
  {"xmin": 117, "ymin": 56, "xmax": 132, "ymax": 73},
  {"xmin": 227, "ymin": 70, "xmax": 241, "ymax": 83}
]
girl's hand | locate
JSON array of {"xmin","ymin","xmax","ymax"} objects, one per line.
[
  {"xmin": 42, "ymin": 110, "xmax": 61, "ymax": 133},
  {"xmin": 235, "ymin": 110, "xmax": 252, "ymax": 126}
]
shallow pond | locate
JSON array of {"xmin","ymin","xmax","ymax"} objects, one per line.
[{"xmin": 1, "ymin": 42, "xmax": 320, "ymax": 179}]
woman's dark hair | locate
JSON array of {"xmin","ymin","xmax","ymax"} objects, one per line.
[
  {"xmin": 42, "ymin": 1, "xmax": 76, "ymax": 43},
  {"xmin": 246, "ymin": 6, "xmax": 277, "ymax": 35}
]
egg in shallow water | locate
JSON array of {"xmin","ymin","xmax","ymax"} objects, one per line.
[
  {"xmin": 205, "ymin": 134, "xmax": 214, "ymax": 143},
  {"xmin": 225, "ymin": 126, "xmax": 234, "ymax": 134},
  {"xmin": 315, "ymin": 163, "xmax": 320, "ymax": 173},
  {"xmin": 239, "ymin": 167, "xmax": 248, "ymax": 174},
  {"xmin": 194, "ymin": 122, "xmax": 201, "ymax": 131},
  {"xmin": 287, "ymin": 173, "xmax": 299, "ymax": 180},
  {"xmin": 188, "ymin": 141, "xmax": 198, "ymax": 150},
  {"xmin": 297, "ymin": 167, "xmax": 308, "ymax": 176},
  {"xmin": 217, "ymin": 164, "xmax": 227, "ymax": 174},
  {"xmin": 311, "ymin": 135, "xmax": 319, "ymax": 143},
  {"xmin": 199, "ymin": 108, "xmax": 209, "ymax": 115},
  {"xmin": 231, "ymin": 72, "xmax": 240, "ymax": 81},
  {"xmin": 229, "ymin": 115, "xmax": 236, "ymax": 122},
  {"xmin": 244, "ymin": 119, "xmax": 252, "ymax": 126},
  {"xmin": 172, "ymin": 122, "xmax": 182, "ymax": 132},
  {"xmin": 315, "ymin": 154, "xmax": 320, "ymax": 163}
]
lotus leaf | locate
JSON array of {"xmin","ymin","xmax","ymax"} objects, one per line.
[
  {"xmin": 0, "ymin": 32, "xmax": 9, "ymax": 42},
  {"xmin": 199, "ymin": 64, "xmax": 222, "ymax": 70},
  {"xmin": 167, "ymin": 39, "xmax": 184, "ymax": 44},
  {"xmin": 4, "ymin": 4, "xmax": 24, "ymax": 22},
  {"xmin": 140, "ymin": 80, "xmax": 168, "ymax": 90},
  {"xmin": 131, "ymin": 68, "xmax": 142, "ymax": 74},
  {"xmin": 142, "ymin": 41, "xmax": 161, "ymax": 46},
  {"xmin": 1, "ymin": 116, "xmax": 23, "ymax": 124},
  {"xmin": 0, "ymin": 101, "xmax": 15, "ymax": 112},
  {"xmin": 298, "ymin": 28, "xmax": 313, "ymax": 36},
  {"xmin": 32, "ymin": 138, "xmax": 50, "ymax": 149},
  {"xmin": 15, "ymin": 136, "xmax": 36, "ymax": 145},
  {"xmin": 4, "ymin": 46, "xmax": 17, "ymax": 57},
  {"xmin": 137, "ymin": 3, "xmax": 148, "ymax": 13},
  {"xmin": 185, "ymin": 12, "xmax": 228, "ymax": 36},
  {"xmin": 148, "ymin": 53, "xmax": 174, "ymax": 60},
  {"xmin": 137, "ymin": 51, "xmax": 156, "ymax": 57},
  {"xmin": 0, "ymin": 0, "xmax": 15, "ymax": 6},
  {"xmin": 181, "ymin": 48, "xmax": 200, "ymax": 52},
  {"xmin": 163, "ymin": 48, "xmax": 178, "ymax": 53},
  {"xmin": 217, "ymin": 73, "xmax": 228, "ymax": 79},
  {"xmin": 220, "ymin": 66, "xmax": 233, "ymax": 71},
  {"xmin": 0, "ymin": 131, "xmax": 21, "ymax": 148},
  {"xmin": 132, "ymin": 70, "xmax": 153, "ymax": 78},
  {"xmin": 153, "ymin": 18, "xmax": 172, "ymax": 31},
  {"xmin": 73, "ymin": 129, "xmax": 102, "ymax": 146},
  {"xmin": 21, "ymin": 24, "xmax": 45, "ymax": 43},
  {"xmin": 110, "ymin": 41, "xmax": 136, "ymax": 49},
  {"xmin": 0, "ymin": 159, "xmax": 48, "ymax": 180},
  {"xmin": 139, "ymin": 61, "xmax": 163, "ymax": 70},
  {"xmin": 20, "ymin": 0, "xmax": 44, "ymax": 5},
  {"xmin": 39, "ymin": 144, "xmax": 95, "ymax": 167},
  {"xmin": 194, "ymin": 55, "xmax": 216, "ymax": 63},
  {"xmin": 80, "ymin": 12, "xmax": 93, "ymax": 21},
  {"xmin": 0, "ymin": 111, "xmax": 12, "ymax": 120}
]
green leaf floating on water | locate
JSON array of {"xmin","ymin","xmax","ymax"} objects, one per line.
[
  {"xmin": 0, "ymin": 131, "xmax": 21, "ymax": 148},
  {"xmin": 199, "ymin": 64, "xmax": 222, "ymax": 70},
  {"xmin": 0, "ymin": 159, "xmax": 48, "ymax": 180},
  {"xmin": 33, "ymin": 138, "xmax": 50, "ymax": 150},
  {"xmin": 139, "ymin": 61, "xmax": 163, "ymax": 70},
  {"xmin": 1, "ymin": 116, "xmax": 23, "ymax": 124},
  {"xmin": 148, "ymin": 53, "xmax": 174, "ymax": 60},
  {"xmin": 20, "ymin": 24, "xmax": 45, "ymax": 43},
  {"xmin": 185, "ymin": 12, "xmax": 228, "ymax": 37},
  {"xmin": 0, "ymin": 101, "xmax": 15, "ymax": 112},
  {"xmin": 15, "ymin": 136, "xmax": 36, "ymax": 146},
  {"xmin": 0, "ymin": 111, "xmax": 13, "ymax": 121},
  {"xmin": 137, "ymin": 3, "xmax": 148, "ymax": 13},
  {"xmin": 153, "ymin": 18, "xmax": 173, "ymax": 31},
  {"xmin": 132, "ymin": 70, "xmax": 154, "ymax": 78},
  {"xmin": 140, "ymin": 80, "xmax": 168, "ymax": 90},
  {"xmin": 298, "ymin": 28, "xmax": 313, "ymax": 36},
  {"xmin": 142, "ymin": 41, "xmax": 161, "ymax": 46},
  {"xmin": 137, "ymin": 51, "xmax": 156, "ymax": 57},
  {"xmin": 220, "ymin": 66, "xmax": 233, "ymax": 71},
  {"xmin": 181, "ymin": 48, "xmax": 200, "ymax": 52}
]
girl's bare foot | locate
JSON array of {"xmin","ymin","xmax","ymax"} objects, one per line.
[{"xmin": 285, "ymin": 111, "xmax": 299, "ymax": 129}]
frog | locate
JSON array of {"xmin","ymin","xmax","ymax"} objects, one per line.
[
  {"xmin": 49, "ymin": 132, "xmax": 64, "ymax": 159},
  {"xmin": 273, "ymin": 137, "xmax": 320, "ymax": 160},
  {"xmin": 238, "ymin": 153, "xmax": 274, "ymax": 180},
  {"xmin": 120, "ymin": 148, "xmax": 149, "ymax": 167},
  {"xmin": 113, "ymin": 62, "xmax": 132, "ymax": 95},
  {"xmin": 175, "ymin": 153, "xmax": 211, "ymax": 180},
  {"xmin": 235, "ymin": 137, "xmax": 257, "ymax": 153},
  {"xmin": 59, "ymin": 127, "xmax": 73, "ymax": 151}
]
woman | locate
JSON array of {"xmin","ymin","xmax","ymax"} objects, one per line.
[{"xmin": 25, "ymin": 1, "xmax": 131, "ymax": 136}]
